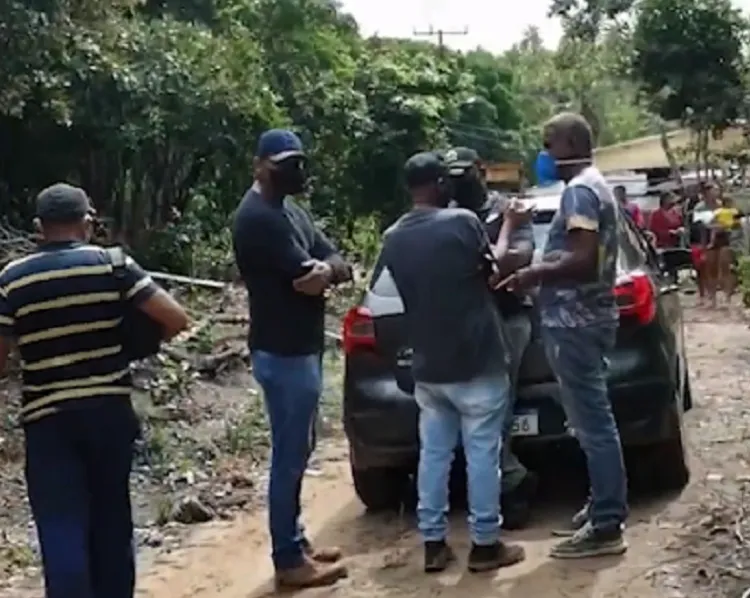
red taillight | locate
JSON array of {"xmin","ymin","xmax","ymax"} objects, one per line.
[
  {"xmin": 614, "ymin": 271, "xmax": 656, "ymax": 325},
  {"xmin": 342, "ymin": 306, "xmax": 376, "ymax": 354}
]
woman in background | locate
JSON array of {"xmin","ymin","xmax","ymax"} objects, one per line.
[
  {"xmin": 696, "ymin": 182, "xmax": 722, "ymax": 308},
  {"xmin": 711, "ymin": 193, "xmax": 742, "ymax": 305}
]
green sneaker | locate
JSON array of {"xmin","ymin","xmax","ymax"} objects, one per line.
[
  {"xmin": 551, "ymin": 503, "xmax": 589, "ymax": 537},
  {"xmin": 550, "ymin": 521, "xmax": 627, "ymax": 559}
]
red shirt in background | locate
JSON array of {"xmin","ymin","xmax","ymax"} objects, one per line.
[
  {"xmin": 649, "ymin": 207, "xmax": 683, "ymax": 248},
  {"xmin": 624, "ymin": 203, "xmax": 644, "ymax": 228}
]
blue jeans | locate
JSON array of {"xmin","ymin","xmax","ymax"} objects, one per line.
[
  {"xmin": 501, "ymin": 312, "xmax": 532, "ymax": 492},
  {"xmin": 24, "ymin": 401, "xmax": 138, "ymax": 598},
  {"xmin": 251, "ymin": 350, "xmax": 322, "ymax": 570},
  {"xmin": 416, "ymin": 371, "xmax": 510, "ymax": 545},
  {"xmin": 541, "ymin": 325, "xmax": 628, "ymax": 530}
]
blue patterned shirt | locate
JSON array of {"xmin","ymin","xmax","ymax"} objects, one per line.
[{"xmin": 537, "ymin": 184, "xmax": 619, "ymax": 328}]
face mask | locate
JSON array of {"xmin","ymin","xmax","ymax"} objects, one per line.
[
  {"xmin": 535, "ymin": 150, "xmax": 590, "ymax": 184},
  {"xmin": 269, "ymin": 159, "xmax": 307, "ymax": 196},
  {"xmin": 452, "ymin": 174, "xmax": 485, "ymax": 210}
]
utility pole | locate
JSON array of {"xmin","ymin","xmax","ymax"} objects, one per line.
[{"xmin": 413, "ymin": 25, "xmax": 469, "ymax": 52}]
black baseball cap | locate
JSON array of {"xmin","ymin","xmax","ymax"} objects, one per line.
[
  {"xmin": 444, "ymin": 146, "xmax": 481, "ymax": 176},
  {"xmin": 404, "ymin": 152, "xmax": 448, "ymax": 188},
  {"xmin": 256, "ymin": 129, "xmax": 305, "ymax": 163},
  {"xmin": 36, "ymin": 183, "xmax": 95, "ymax": 223}
]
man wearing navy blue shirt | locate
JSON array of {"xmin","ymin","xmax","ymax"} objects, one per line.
[{"xmin": 232, "ymin": 130, "xmax": 351, "ymax": 589}]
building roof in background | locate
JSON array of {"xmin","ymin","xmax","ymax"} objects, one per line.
[{"xmin": 593, "ymin": 126, "xmax": 747, "ymax": 172}]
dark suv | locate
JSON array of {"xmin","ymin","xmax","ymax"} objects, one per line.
[{"xmin": 342, "ymin": 195, "xmax": 694, "ymax": 511}]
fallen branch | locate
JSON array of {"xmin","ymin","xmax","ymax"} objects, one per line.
[
  {"xmin": 148, "ymin": 271, "xmax": 226, "ymax": 289},
  {"xmin": 161, "ymin": 344, "xmax": 249, "ymax": 376}
]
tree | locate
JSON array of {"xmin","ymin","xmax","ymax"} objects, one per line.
[
  {"xmin": 631, "ymin": 0, "xmax": 748, "ymax": 131},
  {"xmin": 548, "ymin": 0, "xmax": 634, "ymax": 41}
]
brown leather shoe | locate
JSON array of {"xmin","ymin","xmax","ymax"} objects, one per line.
[
  {"xmin": 303, "ymin": 544, "xmax": 343, "ymax": 563},
  {"xmin": 275, "ymin": 557, "xmax": 347, "ymax": 590}
]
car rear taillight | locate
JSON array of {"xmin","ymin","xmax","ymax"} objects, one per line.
[
  {"xmin": 614, "ymin": 271, "xmax": 656, "ymax": 325},
  {"xmin": 342, "ymin": 306, "xmax": 376, "ymax": 354}
]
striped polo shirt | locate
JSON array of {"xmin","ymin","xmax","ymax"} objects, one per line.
[{"xmin": 0, "ymin": 241, "xmax": 157, "ymax": 423}]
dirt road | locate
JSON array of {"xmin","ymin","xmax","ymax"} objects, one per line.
[{"xmin": 136, "ymin": 304, "xmax": 750, "ymax": 598}]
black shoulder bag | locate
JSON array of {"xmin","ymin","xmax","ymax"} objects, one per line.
[{"xmin": 105, "ymin": 246, "xmax": 164, "ymax": 362}]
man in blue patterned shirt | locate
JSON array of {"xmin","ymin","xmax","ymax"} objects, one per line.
[{"xmin": 499, "ymin": 113, "xmax": 627, "ymax": 559}]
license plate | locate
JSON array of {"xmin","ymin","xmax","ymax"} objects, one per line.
[{"xmin": 511, "ymin": 411, "xmax": 539, "ymax": 436}]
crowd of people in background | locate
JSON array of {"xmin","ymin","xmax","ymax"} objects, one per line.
[{"xmin": 616, "ymin": 178, "xmax": 746, "ymax": 309}]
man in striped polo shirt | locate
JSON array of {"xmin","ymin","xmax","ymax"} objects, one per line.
[{"xmin": 0, "ymin": 183, "xmax": 188, "ymax": 598}]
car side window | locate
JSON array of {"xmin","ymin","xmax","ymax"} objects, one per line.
[
  {"xmin": 617, "ymin": 209, "xmax": 646, "ymax": 268},
  {"xmin": 619, "ymin": 209, "xmax": 660, "ymax": 270},
  {"xmin": 368, "ymin": 259, "xmax": 400, "ymax": 298}
]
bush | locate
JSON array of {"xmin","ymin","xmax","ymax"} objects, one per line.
[{"xmin": 736, "ymin": 255, "xmax": 750, "ymax": 307}]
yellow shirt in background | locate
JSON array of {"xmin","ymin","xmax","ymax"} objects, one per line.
[{"xmin": 713, "ymin": 207, "xmax": 739, "ymax": 230}]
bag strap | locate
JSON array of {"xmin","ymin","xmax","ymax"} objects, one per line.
[{"xmin": 104, "ymin": 246, "xmax": 128, "ymax": 299}]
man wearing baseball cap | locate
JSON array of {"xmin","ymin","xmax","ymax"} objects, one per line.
[
  {"xmin": 0, "ymin": 182, "xmax": 189, "ymax": 597},
  {"xmin": 445, "ymin": 147, "xmax": 539, "ymax": 530},
  {"xmin": 372, "ymin": 151, "xmax": 526, "ymax": 573},
  {"xmin": 232, "ymin": 129, "xmax": 352, "ymax": 589}
]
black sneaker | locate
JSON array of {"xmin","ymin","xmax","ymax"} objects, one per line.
[
  {"xmin": 550, "ymin": 521, "xmax": 627, "ymax": 559},
  {"xmin": 467, "ymin": 541, "xmax": 525, "ymax": 572},
  {"xmin": 551, "ymin": 503, "xmax": 589, "ymax": 537},
  {"xmin": 424, "ymin": 540, "xmax": 455, "ymax": 573}
]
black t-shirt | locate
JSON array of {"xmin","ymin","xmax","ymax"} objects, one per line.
[
  {"xmin": 379, "ymin": 207, "xmax": 508, "ymax": 383},
  {"xmin": 232, "ymin": 186, "xmax": 338, "ymax": 355},
  {"xmin": 476, "ymin": 193, "xmax": 535, "ymax": 317}
]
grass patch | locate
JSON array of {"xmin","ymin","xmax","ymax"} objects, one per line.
[{"xmin": 221, "ymin": 351, "xmax": 344, "ymax": 457}]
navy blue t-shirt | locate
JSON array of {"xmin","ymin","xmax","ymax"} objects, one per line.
[
  {"xmin": 0, "ymin": 242, "xmax": 157, "ymax": 423},
  {"xmin": 378, "ymin": 207, "xmax": 508, "ymax": 383},
  {"xmin": 232, "ymin": 186, "xmax": 339, "ymax": 355}
]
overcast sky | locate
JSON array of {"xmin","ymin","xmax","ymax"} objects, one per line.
[{"xmin": 338, "ymin": 0, "xmax": 750, "ymax": 53}]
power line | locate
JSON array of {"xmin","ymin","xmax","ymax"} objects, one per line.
[{"xmin": 413, "ymin": 25, "xmax": 468, "ymax": 51}]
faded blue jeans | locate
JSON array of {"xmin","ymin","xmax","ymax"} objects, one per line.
[
  {"xmin": 251, "ymin": 351, "xmax": 321, "ymax": 570},
  {"xmin": 415, "ymin": 371, "xmax": 510, "ymax": 545},
  {"xmin": 541, "ymin": 325, "xmax": 628, "ymax": 531}
]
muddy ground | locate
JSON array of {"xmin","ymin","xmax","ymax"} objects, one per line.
[{"xmin": 3, "ymin": 296, "xmax": 750, "ymax": 598}]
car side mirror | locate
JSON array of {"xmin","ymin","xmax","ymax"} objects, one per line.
[{"xmin": 659, "ymin": 247, "xmax": 692, "ymax": 272}]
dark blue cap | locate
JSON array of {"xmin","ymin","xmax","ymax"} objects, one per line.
[
  {"xmin": 256, "ymin": 129, "xmax": 305, "ymax": 163},
  {"xmin": 36, "ymin": 183, "xmax": 95, "ymax": 223}
]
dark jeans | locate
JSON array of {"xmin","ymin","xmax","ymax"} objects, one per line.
[
  {"xmin": 541, "ymin": 325, "xmax": 628, "ymax": 530},
  {"xmin": 24, "ymin": 400, "xmax": 138, "ymax": 598},
  {"xmin": 251, "ymin": 350, "xmax": 322, "ymax": 570},
  {"xmin": 501, "ymin": 312, "xmax": 532, "ymax": 493}
]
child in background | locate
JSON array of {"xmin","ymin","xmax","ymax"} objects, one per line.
[{"xmin": 711, "ymin": 195, "xmax": 742, "ymax": 306}]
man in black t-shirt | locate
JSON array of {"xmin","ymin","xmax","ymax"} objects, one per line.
[
  {"xmin": 445, "ymin": 147, "xmax": 538, "ymax": 530},
  {"xmin": 378, "ymin": 152, "xmax": 526, "ymax": 574},
  {"xmin": 232, "ymin": 130, "xmax": 351, "ymax": 590}
]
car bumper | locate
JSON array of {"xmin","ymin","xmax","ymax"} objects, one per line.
[{"xmin": 344, "ymin": 376, "xmax": 679, "ymax": 470}]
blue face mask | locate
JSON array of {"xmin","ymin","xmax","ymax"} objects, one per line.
[
  {"xmin": 535, "ymin": 150, "xmax": 591, "ymax": 185},
  {"xmin": 534, "ymin": 150, "xmax": 558, "ymax": 186}
]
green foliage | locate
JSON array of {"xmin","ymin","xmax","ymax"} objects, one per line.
[
  {"xmin": 632, "ymin": 0, "xmax": 748, "ymax": 130},
  {"xmin": 737, "ymin": 255, "xmax": 750, "ymax": 307},
  {"xmin": 504, "ymin": 26, "xmax": 658, "ymax": 149},
  {"xmin": 0, "ymin": 0, "xmax": 666, "ymax": 274},
  {"xmin": 549, "ymin": 0, "xmax": 635, "ymax": 41}
]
